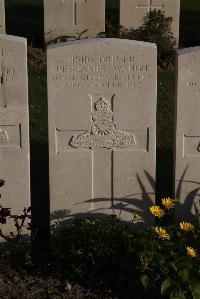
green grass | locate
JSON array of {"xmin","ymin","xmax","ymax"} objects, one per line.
[
  {"xmin": 27, "ymin": 51, "xmax": 50, "ymax": 250},
  {"xmin": 106, "ymin": 0, "xmax": 119, "ymax": 9},
  {"xmin": 157, "ymin": 69, "xmax": 175, "ymax": 150},
  {"xmin": 157, "ymin": 69, "xmax": 175, "ymax": 198},
  {"xmin": 29, "ymin": 66, "xmax": 47, "ymax": 143}
]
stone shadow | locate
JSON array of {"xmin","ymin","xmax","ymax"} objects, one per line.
[
  {"xmin": 50, "ymin": 164, "xmax": 200, "ymax": 234},
  {"xmin": 30, "ymin": 140, "xmax": 50, "ymax": 257},
  {"xmin": 174, "ymin": 164, "xmax": 200, "ymax": 224},
  {"xmin": 50, "ymin": 170, "xmax": 155, "ymax": 233}
]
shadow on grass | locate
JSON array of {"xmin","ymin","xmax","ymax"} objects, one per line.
[
  {"xmin": 156, "ymin": 147, "xmax": 173, "ymax": 199},
  {"xmin": 5, "ymin": 1, "xmax": 44, "ymax": 47},
  {"xmin": 30, "ymin": 140, "xmax": 50, "ymax": 258},
  {"xmin": 174, "ymin": 164, "xmax": 200, "ymax": 224}
]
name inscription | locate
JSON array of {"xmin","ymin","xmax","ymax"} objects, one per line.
[
  {"xmin": 0, "ymin": 48, "xmax": 24, "ymax": 84},
  {"xmin": 50, "ymin": 55, "xmax": 151, "ymax": 88}
]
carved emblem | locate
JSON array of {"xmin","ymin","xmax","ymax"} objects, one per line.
[
  {"xmin": 0, "ymin": 129, "xmax": 9, "ymax": 145},
  {"xmin": 70, "ymin": 98, "xmax": 136, "ymax": 149}
]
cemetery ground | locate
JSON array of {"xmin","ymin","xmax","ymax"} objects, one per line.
[
  {"xmin": 1, "ymin": 50, "xmax": 196, "ymax": 297},
  {"xmin": 0, "ymin": 0, "xmax": 199, "ymax": 298}
]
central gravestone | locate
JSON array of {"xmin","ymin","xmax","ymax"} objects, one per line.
[
  {"xmin": 44, "ymin": 0, "xmax": 105, "ymax": 44},
  {"xmin": 0, "ymin": 35, "xmax": 30, "ymax": 236},
  {"xmin": 0, "ymin": 0, "xmax": 5, "ymax": 34},
  {"xmin": 48, "ymin": 39, "xmax": 156, "ymax": 224}
]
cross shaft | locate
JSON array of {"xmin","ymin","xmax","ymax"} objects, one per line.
[{"xmin": 136, "ymin": 0, "xmax": 164, "ymax": 12}]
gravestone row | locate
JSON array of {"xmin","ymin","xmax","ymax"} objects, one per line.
[
  {"xmin": 43, "ymin": 0, "xmax": 180, "ymax": 46},
  {"xmin": 0, "ymin": 34, "xmax": 199, "ymax": 236},
  {"xmin": 0, "ymin": 0, "xmax": 181, "ymax": 45}
]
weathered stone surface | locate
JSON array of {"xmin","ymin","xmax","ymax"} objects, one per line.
[
  {"xmin": 44, "ymin": 0, "xmax": 105, "ymax": 44},
  {"xmin": 120, "ymin": 0, "xmax": 180, "ymax": 46},
  {"xmin": 48, "ymin": 39, "xmax": 157, "ymax": 225},
  {"xmin": 174, "ymin": 47, "xmax": 200, "ymax": 223},
  {"xmin": 0, "ymin": 0, "xmax": 5, "ymax": 34},
  {"xmin": 0, "ymin": 35, "xmax": 30, "ymax": 236}
]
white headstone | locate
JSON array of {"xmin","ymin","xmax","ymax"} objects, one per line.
[
  {"xmin": 0, "ymin": 0, "xmax": 5, "ymax": 34},
  {"xmin": 174, "ymin": 47, "xmax": 200, "ymax": 222},
  {"xmin": 44, "ymin": 0, "xmax": 105, "ymax": 44},
  {"xmin": 0, "ymin": 35, "xmax": 30, "ymax": 235},
  {"xmin": 120, "ymin": 0, "xmax": 180, "ymax": 46},
  {"xmin": 48, "ymin": 39, "xmax": 157, "ymax": 225}
]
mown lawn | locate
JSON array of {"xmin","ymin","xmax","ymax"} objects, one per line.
[{"xmin": 157, "ymin": 69, "xmax": 175, "ymax": 198}]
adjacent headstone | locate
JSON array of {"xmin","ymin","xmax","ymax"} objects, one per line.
[
  {"xmin": 120, "ymin": 0, "xmax": 180, "ymax": 46},
  {"xmin": 174, "ymin": 47, "xmax": 200, "ymax": 223},
  {"xmin": 44, "ymin": 0, "xmax": 105, "ymax": 44},
  {"xmin": 0, "ymin": 0, "xmax": 5, "ymax": 34},
  {"xmin": 48, "ymin": 39, "xmax": 157, "ymax": 225},
  {"xmin": 0, "ymin": 35, "xmax": 30, "ymax": 236}
]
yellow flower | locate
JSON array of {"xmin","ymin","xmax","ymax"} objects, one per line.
[
  {"xmin": 161, "ymin": 197, "xmax": 176, "ymax": 209},
  {"xmin": 154, "ymin": 226, "xmax": 170, "ymax": 240},
  {"xmin": 186, "ymin": 246, "xmax": 198, "ymax": 257},
  {"xmin": 150, "ymin": 205, "xmax": 165, "ymax": 218},
  {"xmin": 180, "ymin": 221, "xmax": 194, "ymax": 232}
]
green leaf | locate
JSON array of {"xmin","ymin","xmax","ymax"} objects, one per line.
[
  {"xmin": 189, "ymin": 282, "xmax": 200, "ymax": 298},
  {"xmin": 176, "ymin": 231, "xmax": 182, "ymax": 238},
  {"xmin": 170, "ymin": 261, "xmax": 178, "ymax": 272},
  {"xmin": 160, "ymin": 265, "xmax": 170, "ymax": 275},
  {"xmin": 161, "ymin": 277, "xmax": 173, "ymax": 296},
  {"xmin": 196, "ymin": 213, "xmax": 200, "ymax": 227},
  {"xmin": 179, "ymin": 268, "xmax": 190, "ymax": 283},
  {"xmin": 140, "ymin": 274, "xmax": 149, "ymax": 289},
  {"xmin": 169, "ymin": 288, "xmax": 186, "ymax": 299}
]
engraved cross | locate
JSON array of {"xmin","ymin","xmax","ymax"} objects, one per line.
[
  {"xmin": 56, "ymin": 94, "xmax": 137, "ymax": 205},
  {"xmin": 136, "ymin": 0, "xmax": 164, "ymax": 12},
  {"xmin": 72, "ymin": 0, "xmax": 87, "ymax": 26}
]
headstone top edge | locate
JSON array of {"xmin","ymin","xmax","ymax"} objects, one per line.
[
  {"xmin": 44, "ymin": 0, "xmax": 105, "ymax": 2},
  {"xmin": 47, "ymin": 38, "xmax": 157, "ymax": 50},
  {"xmin": 120, "ymin": 0, "xmax": 180, "ymax": 4},
  {"xmin": 177, "ymin": 46, "xmax": 200, "ymax": 56},
  {"xmin": 0, "ymin": 34, "xmax": 27, "ymax": 45}
]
